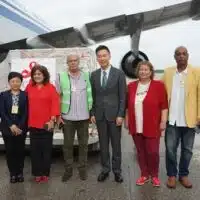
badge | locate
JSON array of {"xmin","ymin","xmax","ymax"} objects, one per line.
[{"xmin": 11, "ymin": 105, "xmax": 18, "ymax": 114}]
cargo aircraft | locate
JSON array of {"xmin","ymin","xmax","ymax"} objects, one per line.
[{"xmin": 0, "ymin": 0, "xmax": 200, "ymax": 78}]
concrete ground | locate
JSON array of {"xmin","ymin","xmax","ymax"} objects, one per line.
[{"xmin": 0, "ymin": 128, "xmax": 200, "ymax": 200}]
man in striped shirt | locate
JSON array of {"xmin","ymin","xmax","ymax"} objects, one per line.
[{"xmin": 56, "ymin": 54, "xmax": 93, "ymax": 182}]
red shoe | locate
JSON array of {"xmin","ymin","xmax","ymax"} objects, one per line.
[
  {"xmin": 41, "ymin": 176, "xmax": 49, "ymax": 183},
  {"xmin": 35, "ymin": 176, "xmax": 42, "ymax": 183},
  {"xmin": 152, "ymin": 177, "xmax": 161, "ymax": 187},
  {"xmin": 136, "ymin": 176, "xmax": 150, "ymax": 186}
]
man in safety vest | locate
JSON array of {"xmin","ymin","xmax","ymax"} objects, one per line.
[{"xmin": 56, "ymin": 54, "xmax": 93, "ymax": 182}]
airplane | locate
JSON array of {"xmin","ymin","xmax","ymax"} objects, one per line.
[
  {"xmin": 0, "ymin": 0, "xmax": 51, "ymax": 42},
  {"xmin": 0, "ymin": 0, "xmax": 200, "ymax": 78}
]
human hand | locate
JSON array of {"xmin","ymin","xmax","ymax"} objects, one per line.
[
  {"xmin": 57, "ymin": 116, "xmax": 65, "ymax": 127},
  {"xmin": 116, "ymin": 117, "xmax": 123, "ymax": 126},
  {"xmin": 91, "ymin": 116, "xmax": 96, "ymax": 124},
  {"xmin": 160, "ymin": 121, "xmax": 167, "ymax": 131},
  {"xmin": 196, "ymin": 118, "xmax": 200, "ymax": 126},
  {"xmin": 46, "ymin": 120, "xmax": 54, "ymax": 131},
  {"xmin": 124, "ymin": 115, "xmax": 128, "ymax": 129},
  {"xmin": 10, "ymin": 125, "xmax": 22, "ymax": 135}
]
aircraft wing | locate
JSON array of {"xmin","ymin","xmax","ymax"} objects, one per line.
[
  {"xmin": 85, "ymin": 0, "xmax": 200, "ymax": 42},
  {"xmin": 0, "ymin": 0, "xmax": 199, "ymax": 52},
  {"xmin": 0, "ymin": 27, "xmax": 87, "ymax": 52}
]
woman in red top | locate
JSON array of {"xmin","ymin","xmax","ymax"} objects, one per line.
[
  {"xmin": 126, "ymin": 61, "xmax": 168, "ymax": 187},
  {"xmin": 26, "ymin": 65, "xmax": 60, "ymax": 183}
]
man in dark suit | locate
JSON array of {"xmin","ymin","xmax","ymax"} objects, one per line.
[{"xmin": 90, "ymin": 45, "xmax": 126, "ymax": 183}]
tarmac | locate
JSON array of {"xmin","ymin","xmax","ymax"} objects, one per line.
[{"xmin": 0, "ymin": 127, "xmax": 200, "ymax": 200}]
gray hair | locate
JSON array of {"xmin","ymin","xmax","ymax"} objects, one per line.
[
  {"xmin": 66, "ymin": 54, "xmax": 80, "ymax": 63},
  {"xmin": 174, "ymin": 46, "xmax": 188, "ymax": 55}
]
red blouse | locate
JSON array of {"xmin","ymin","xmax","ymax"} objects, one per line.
[
  {"xmin": 127, "ymin": 80, "xmax": 168, "ymax": 137},
  {"xmin": 26, "ymin": 83, "xmax": 60, "ymax": 129}
]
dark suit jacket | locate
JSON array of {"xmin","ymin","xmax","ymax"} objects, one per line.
[
  {"xmin": 90, "ymin": 66, "xmax": 126, "ymax": 121},
  {"xmin": 0, "ymin": 90, "xmax": 28, "ymax": 135}
]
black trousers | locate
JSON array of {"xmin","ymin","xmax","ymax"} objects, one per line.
[
  {"xmin": 2, "ymin": 133, "xmax": 26, "ymax": 177},
  {"xmin": 96, "ymin": 119, "xmax": 122, "ymax": 175},
  {"xmin": 29, "ymin": 128, "xmax": 53, "ymax": 177}
]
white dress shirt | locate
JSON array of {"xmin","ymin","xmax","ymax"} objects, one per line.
[
  {"xmin": 135, "ymin": 82, "xmax": 151, "ymax": 133},
  {"xmin": 169, "ymin": 68, "xmax": 187, "ymax": 127}
]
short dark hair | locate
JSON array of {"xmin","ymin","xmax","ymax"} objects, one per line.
[
  {"xmin": 31, "ymin": 65, "xmax": 50, "ymax": 85},
  {"xmin": 8, "ymin": 71, "xmax": 23, "ymax": 82},
  {"xmin": 95, "ymin": 45, "xmax": 110, "ymax": 54}
]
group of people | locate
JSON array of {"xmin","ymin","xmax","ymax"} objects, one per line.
[
  {"xmin": 126, "ymin": 45, "xmax": 199, "ymax": 189},
  {"xmin": 0, "ymin": 45, "xmax": 198, "ymax": 190},
  {"xmin": 0, "ymin": 65, "xmax": 60, "ymax": 183}
]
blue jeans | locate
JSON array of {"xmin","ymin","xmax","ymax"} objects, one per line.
[{"xmin": 165, "ymin": 124, "xmax": 195, "ymax": 177}]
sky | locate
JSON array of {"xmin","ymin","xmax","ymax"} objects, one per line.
[{"xmin": 19, "ymin": 0, "xmax": 200, "ymax": 69}]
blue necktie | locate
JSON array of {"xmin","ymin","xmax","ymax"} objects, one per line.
[{"xmin": 102, "ymin": 71, "xmax": 107, "ymax": 88}]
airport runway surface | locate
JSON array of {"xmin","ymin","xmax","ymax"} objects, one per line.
[{"xmin": 0, "ymin": 128, "xmax": 200, "ymax": 200}]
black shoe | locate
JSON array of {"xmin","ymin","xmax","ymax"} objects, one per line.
[
  {"xmin": 97, "ymin": 172, "xmax": 109, "ymax": 182},
  {"xmin": 114, "ymin": 174, "xmax": 123, "ymax": 183},
  {"xmin": 17, "ymin": 174, "xmax": 24, "ymax": 182},
  {"xmin": 10, "ymin": 176, "xmax": 17, "ymax": 183}
]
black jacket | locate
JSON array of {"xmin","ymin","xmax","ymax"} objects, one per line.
[
  {"xmin": 0, "ymin": 90, "xmax": 28, "ymax": 135},
  {"xmin": 90, "ymin": 67, "xmax": 126, "ymax": 121}
]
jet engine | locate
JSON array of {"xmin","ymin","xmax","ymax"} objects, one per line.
[{"xmin": 120, "ymin": 50, "xmax": 149, "ymax": 79}]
